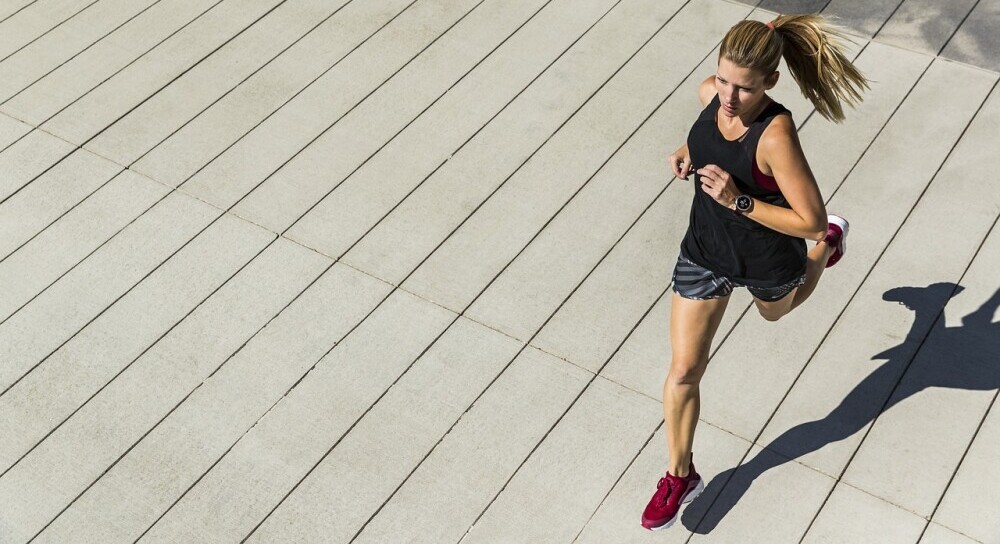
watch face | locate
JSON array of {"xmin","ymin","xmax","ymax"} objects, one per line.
[{"xmin": 736, "ymin": 195, "xmax": 752, "ymax": 211}]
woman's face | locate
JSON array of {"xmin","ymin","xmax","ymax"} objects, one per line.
[{"xmin": 715, "ymin": 57, "xmax": 777, "ymax": 118}]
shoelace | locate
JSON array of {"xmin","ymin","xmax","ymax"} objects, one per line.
[{"xmin": 655, "ymin": 476, "xmax": 673, "ymax": 505}]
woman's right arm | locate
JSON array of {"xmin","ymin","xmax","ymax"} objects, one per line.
[{"xmin": 669, "ymin": 75, "xmax": 717, "ymax": 179}]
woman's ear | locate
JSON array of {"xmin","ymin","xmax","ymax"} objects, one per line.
[{"xmin": 765, "ymin": 71, "xmax": 780, "ymax": 90}]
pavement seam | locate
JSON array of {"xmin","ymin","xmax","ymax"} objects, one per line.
[{"xmin": 923, "ymin": 521, "xmax": 988, "ymax": 544}]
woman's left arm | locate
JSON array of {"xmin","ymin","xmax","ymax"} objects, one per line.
[{"xmin": 698, "ymin": 115, "xmax": 828, "ymax": 241}]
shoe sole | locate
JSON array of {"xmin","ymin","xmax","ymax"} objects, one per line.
[
  {"xmin": 644, "ymin": 479, "xmax": 705, "ymax": 531},
  {"xmin": 826, "ymin": 215, "xmax": 849, "ymax": 267}
]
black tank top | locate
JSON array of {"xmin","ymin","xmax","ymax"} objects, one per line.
[{"xmin": 680, "ymin": 94, "xmax": 807, "ymax": 288}]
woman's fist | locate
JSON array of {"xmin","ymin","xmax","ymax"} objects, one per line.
[
  {"xmin": 668, "ymin": 150, "xmax": 692, "ymax": 179},
  {"xmin": 696, "ymin": 164, "xmax": 740, "ymax": 209}
]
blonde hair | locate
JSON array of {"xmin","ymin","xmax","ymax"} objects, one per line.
[{"xmin": 720, "ymin": 15, "xmax": 869, "ymax": 123}]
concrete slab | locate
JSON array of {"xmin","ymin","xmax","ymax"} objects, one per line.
[
  {"xmin": 0, "ymin": 0, "xmax": 95, "ymax": 61},
  {"xmin": 293, "ymin": 316, "xmax": 522, "ymax": 544},
  {"xmin": 0, "ymin": 212, "xmax": 273, "ymax": 474},
  {"xmin": 460, "ymin": 377, "xmax": 659, "ymax": 543},
  {"xmin": 802, "ymin": 483, "xmax": 926, "ymax": 543},
  {"xmin": 131, "ymin": 0, "xmax": 413, "ymax": 187},
  {"xmin": 0, "ymin": 0, "xmax": 220, "ymax": 126},
  {"xmin": 0, "ymin": 128, "xmax": 75, "ymax": 202},
  {"xmin": 147, "ymin": 343, "xmax": 582, "ymax": 543},
  {"xmin": 230, "ymin": 0, "xmax": 553, "ymax": 233},
  {"xmin": 876, "ymin": 0, "xmax": 978, "ymax": 56},
  {"xmin": 759, "ymin": 0, "xmax": 827, "ymax": 16},
  {"xmin": 83, "ymin": 0, "xmax": 351, "ymax": 167},
  {"xmin": 0, "ymin": 1, "xmax": 38, "ymax": 22},
  {"xmin": 292, "ymin": 0, "xmax": 664, "ymax": 262},
  {"xmin": 0, "ymin": 112, "xmax": 31, "ymax": 150},
  {"xmin": 0, "ymin": 236, "xmax": 327, "ymax": 544},
  {"xmin": 342, "ymin": 348, "xmax": 590, "ymax": 544},
  {"xmin": 688, "ymin": 446, "xmax": 835, "ymax": 541},
  {"xmin": 0, "ymin": 191, "xmax": 220, "ymax": 393},
  {"xmin": 0, "ymin": 170, "xmax": 165, "ymax": 320},
  {"xmin": 932, "ymin": 391, "xmax": 1000, "ymax": 543},
  {"xmin": 941, "ymin": 0, "xmax": 1000, "ymax": 73},
  {"xmin": 178, "ymin": 0, "xmax": 486, "ymax": 207},
  {"xmin": 250, "ymin": 321, "xmax": 547, "ymax": 544},
  {"xmin": 39, "ymin": 0, "xmax": 285, "ymax": 146},
  {"xmin": 34, "ymin": 263, "xmax": 396, "ymax": 543},
  {"xmin": 402, "ymin": 0, "xmax": 750, "ymax": 313},
  {"xmin": 0, "ymin": 148, "xmax": 122, "ymax": 261},
  {"xmin": 0, "ymin": 0, "xmax": 159, "ymax": 103},
  {"xmin": 823, "ymin": 0, "xmax": 900, "ymax": 39}
]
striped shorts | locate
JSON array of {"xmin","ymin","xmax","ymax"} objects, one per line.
[{"xmin": 671, "ymin": 253, "xmax": 806, "ymax": 303}]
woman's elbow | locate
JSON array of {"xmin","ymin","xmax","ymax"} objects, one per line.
[{"xmin": 808, "ymin": 220, "xmax": 828, "ymax": 242}]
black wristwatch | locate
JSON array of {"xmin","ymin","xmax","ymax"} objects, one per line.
[{"xmin": 735, "ymin": 194, "xmax": 754, "ymax": 214}]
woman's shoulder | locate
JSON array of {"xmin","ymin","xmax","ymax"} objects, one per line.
[
  {"xmin": 758, "ymin": 111, "xmax": 798, "ymax": 151},
  {"xmin": 757, "ymin": 110, "xmax": 804, "ymax": 173},
  {"xmin": 697, "ymin": 75, "xmax": 717, "ymax": 107}
]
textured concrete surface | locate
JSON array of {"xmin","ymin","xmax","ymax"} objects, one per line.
[{"xmin": 0, "ymin": 0, "xmax": 997, "ymax": 542}]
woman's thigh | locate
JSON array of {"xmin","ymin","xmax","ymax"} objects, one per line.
[{"xmin": 669, "ymin": 292, "xmax": 731, "ymax": 376}]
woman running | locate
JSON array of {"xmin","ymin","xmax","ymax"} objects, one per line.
[{"xmin": 641, "ymin": 15, "xmax": 869, "ymax": 531}]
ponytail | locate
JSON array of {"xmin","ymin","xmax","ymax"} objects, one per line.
[{"xmin": 720, "ymin": 15, "xmax": 869, "ymax": 123}]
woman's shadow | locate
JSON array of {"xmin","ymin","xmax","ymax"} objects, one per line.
[{"xmin": 683, "ymin": 282, "xmax": 1000, "ymax": 533}]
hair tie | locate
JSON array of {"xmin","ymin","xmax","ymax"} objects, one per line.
[{"xmin": 766, "ymin": 21, "xmax": 775, "ymax": 29}]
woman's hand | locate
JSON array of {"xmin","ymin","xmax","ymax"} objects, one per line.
[
  {"xmin": 697, "ymin": 164, "xmax": 740, "ymax": 209},
  {"xmin": 668, "ymin": 145, "xmax": 692, "ymax": 179}
]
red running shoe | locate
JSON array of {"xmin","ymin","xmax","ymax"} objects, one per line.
[
  {"xmin": 824, "ymin": 215, "xmax": 849, "ymax": 268},
  {"xmin": 640, "ymin": 462, "xmax": 704, "ymax": 531}
]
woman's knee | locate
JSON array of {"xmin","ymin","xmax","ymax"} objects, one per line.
[
  {"xmin": 755, "ymin": 299, "xmax": 790, "ymax": 322},
  {"xmin": 757, "ymin": 305, "xmax": 785, "ymax": 321},
  {"xmin": 666, "ymin": 357, "xmax": 707, "ymax": 387}
]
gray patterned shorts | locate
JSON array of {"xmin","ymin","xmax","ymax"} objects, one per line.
[{"xmin": 671, "ymin": 253, "xmax": 806, "ymax": 303}]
